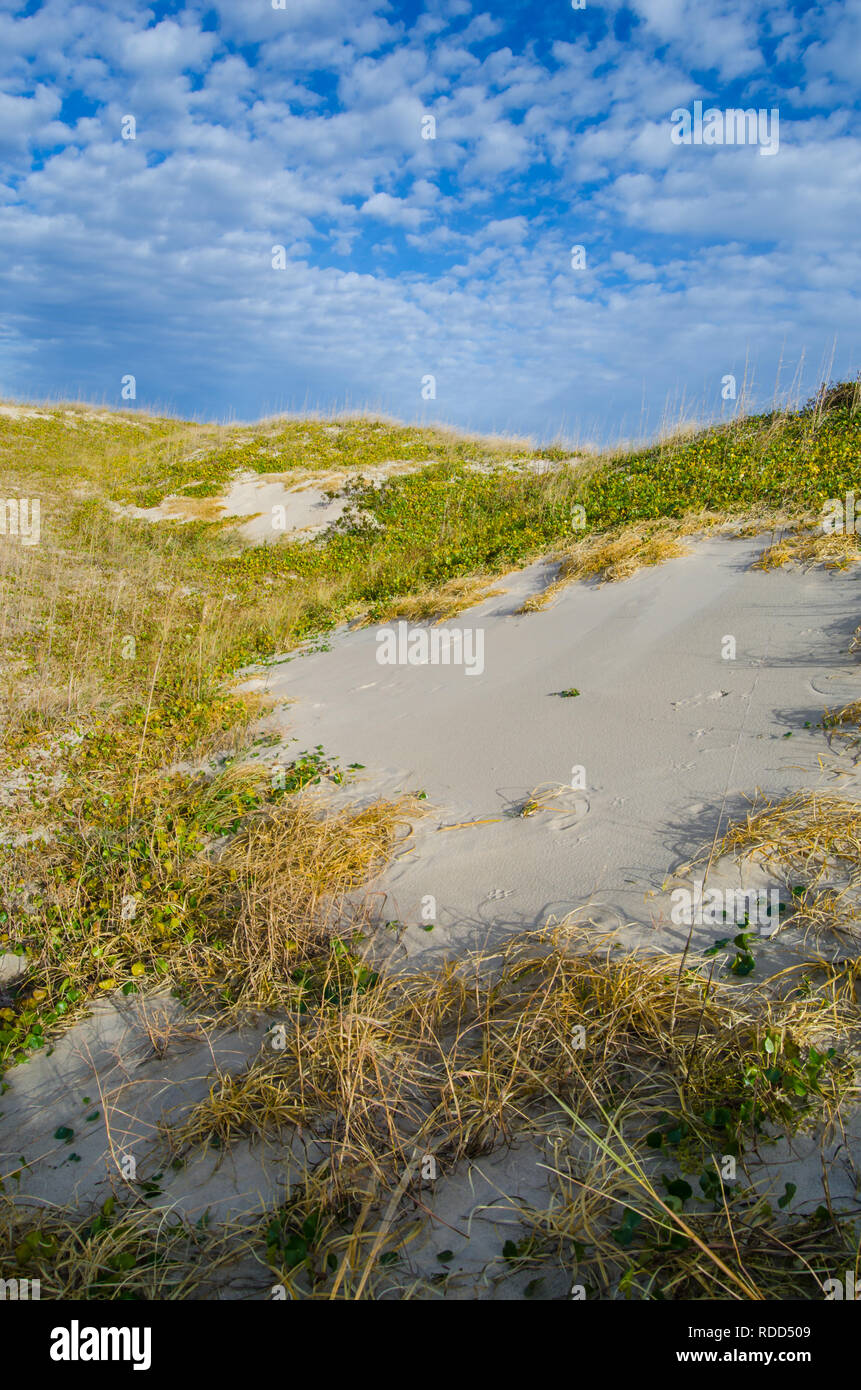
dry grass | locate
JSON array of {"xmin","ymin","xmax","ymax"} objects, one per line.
[
  {"xmin": 3, "ymin": 917, "xmax": 857, "ymax": 1299},
  {"xmin": 752, "ymin": 530, "xmax": 861, "ymax": 572},
  {"xmin": 714, "ymin": 791, "xmax": 861, "ymax": 880},
  {"xmin": 692, "ymin": 790, "xmax": 861, "ymax": 950},
  {"xmin": 2, "ymin": 774, "xmax": 419, "ymax": 1053},
  {"xmin": 201, "ymin": 793, "xmax": 420, "ymax": 1006},
  {"xmin": 515, "ymin": 517, "xmax": 720, "ymax": 611},
  {"xmin": 525, "ymin": 1127, "xmax": 861, "ymax": 1301},
  {"xmin": 823, "ymin": 700, "xmax": 861, "ymax": 743},
  {"xmin": 164, "ymin": 924, "xmax": 858, "ymax": 1298},
  {"xmin": 560, "ymin": 525, "xmax": 692, "ymax": 584},
  {"xmin": 0, "ymin": 1198, "xmax": 251, "ymax": 1299},
  {"xmin": 372, "ymin": 574, "xmax": 505, "ymax": 624},
  {"xmin": 513, "ymin": 782, "xmax": 572, "ymax": 817}
]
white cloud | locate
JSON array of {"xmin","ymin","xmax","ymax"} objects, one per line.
[
  {"xmin": 361, "ymin": 191, "xmax": 425, "ymax": 229},
  {"xmin": 0, "ymin": 85, "xmax": 64, "ymax": 156},
  {"xmin": 120, "ymin": 18, "xmax": 217, "ymax": 75}
]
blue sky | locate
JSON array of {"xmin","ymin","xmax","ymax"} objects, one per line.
[{"xmin": 0, "ymin": 0, "xmax": 858, "ymax": 444}]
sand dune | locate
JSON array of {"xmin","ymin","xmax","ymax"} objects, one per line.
[
  {"xmin": 251, "ymin": 535, "xmax": 861, "ymax": 962},
  {"xmin": 5, "ymin": 532, "xmax": 861, "ymax": 1299}
]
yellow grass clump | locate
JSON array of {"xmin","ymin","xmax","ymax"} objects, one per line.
[
  {"xmin": 752, "ymin": 530, "xmax": 861, "ymax": 572},
  {"xmin": 372, "ymin": 574, "xmax": 505, "ymax": 624}
]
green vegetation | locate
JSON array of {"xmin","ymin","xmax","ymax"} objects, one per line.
[{"xmin": 2, "ymin": 386, "xmax": 859, "ymax": 677}]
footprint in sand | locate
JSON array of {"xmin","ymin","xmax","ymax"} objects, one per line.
[{"xmin": 671, "ymin": 691, "xmax": 730, "ymax": 710}]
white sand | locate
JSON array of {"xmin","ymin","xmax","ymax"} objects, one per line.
[
  {"xmin": 252, "ymin": 535, "xmax": 861, "ymax": 966},
  {"xmin": 115, "ymin": 463, "xmax": 419, "ymax": 543}
]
